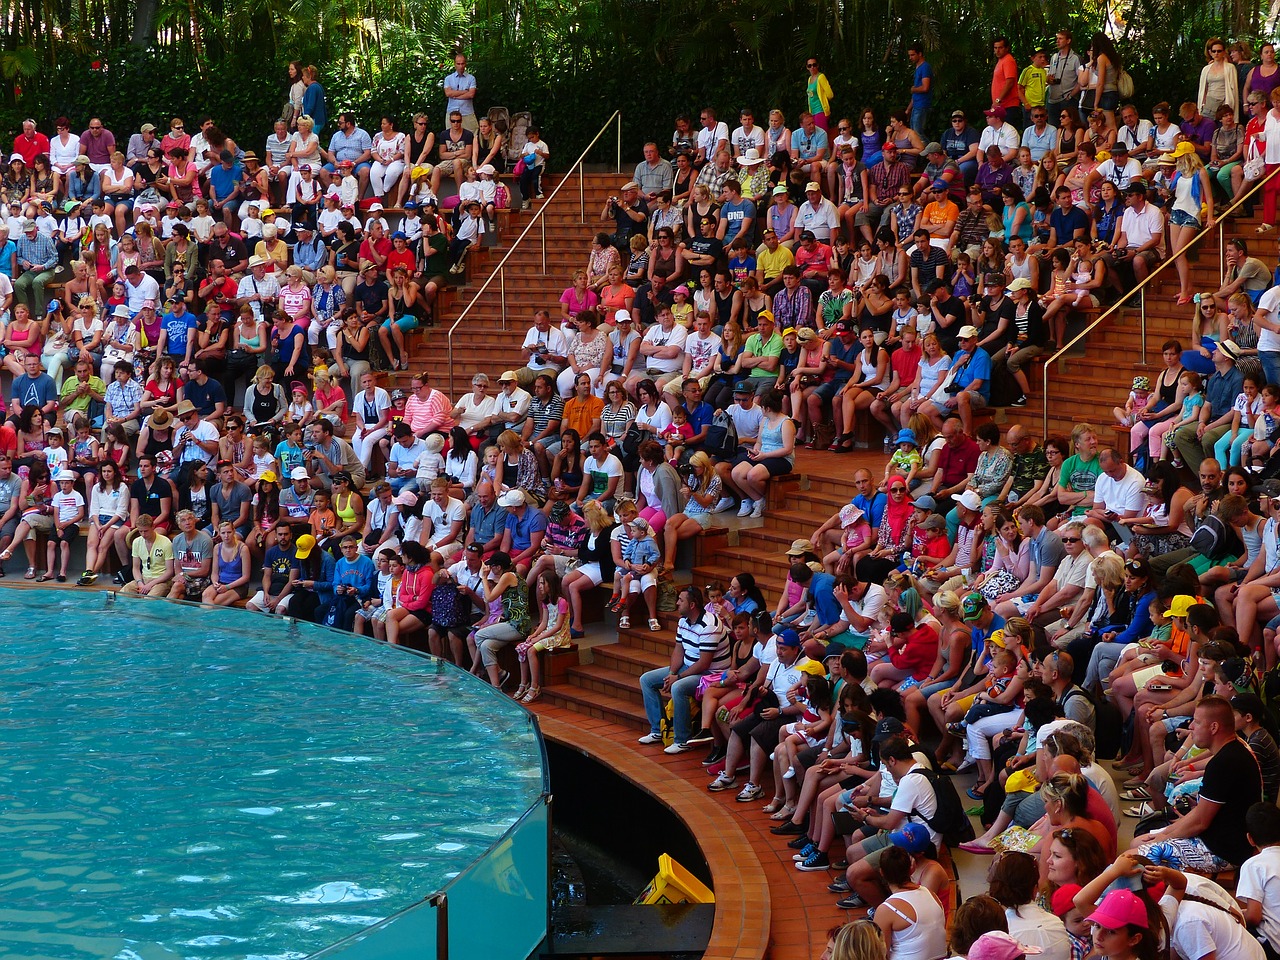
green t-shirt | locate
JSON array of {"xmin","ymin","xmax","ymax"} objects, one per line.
[
  {"xmin": 422, "ymin": 233, "xmax": 449, "ymax": 277},
  {"xmin": 745, "ymin": 331, "xmax": 784, "ymax": 380},
  {"xmin": 1059, "ymin": 453, "xmax": 1101, "ymax": 516}
]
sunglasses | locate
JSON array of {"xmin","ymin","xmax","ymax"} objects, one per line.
[
  {"xmin": 890, "ymin": 486, "xmax": 907, "ymax": 493},
  {"xmin": 1061, "ymin": 536, "xmax": 1081, "ymax": 543}
]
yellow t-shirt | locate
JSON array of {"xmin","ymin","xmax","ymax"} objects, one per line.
[
  {"xmin": 757, "ymin": 245, "xmax": 794, "ymax": 282},
  {"xmin": 132, "ymin": 533, "xmax": 174, "ymax": 581}
]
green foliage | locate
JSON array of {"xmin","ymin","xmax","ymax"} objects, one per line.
[{"xmin": 0, "ymin": 0, "xmax": 1267, "ymax": 165}]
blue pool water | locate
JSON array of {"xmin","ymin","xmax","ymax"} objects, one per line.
[{"xmin": 0, "ymin": 591, "xmax": 546, "ymax": 960}]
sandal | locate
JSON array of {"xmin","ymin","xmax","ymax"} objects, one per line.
[
  {"xmin": 771, "ymin": 803, "xmax": 797, "ymax": 821},
  {"xmin": 648, "ymin": 618, "xmax": 661, "ymax": 632},
  {"xmin": 1124, "ymin": 800, "xmax": 1157, "ymax": 818},
  {"xmin": 1120, "ymin": 785, "xmax": 1152, "ymax": 801},
  {"xmin": 513, "ymin": 683, "xmax": 529, "ymax": 701},
  {"xmin": 966, "ymin": 785, "xmax": 986, "ymax": 800},
  {"xmin": 521, "ymin": 686, "xmax": 541, "ymax": 703},
  {"xmin": 35, "ymin": 572, "xmax": 53, "ymax": 582},
  {"xmin": 618, "ymin": 615, "xmax": 630, "ymax": 629},
  {"xmin": 23, "ymin": 567, "xmax": 36, "ymax": 579},
  {"xmin": 762, "ymin": 797, "xmax": 787, "ymax": 814},
  {"xmin": 827, "ymin": 435, "xmax": 849, "ymax": 452},
  {"xmin": 606, "ymin": 595, "xmax": 622, "ymax": 613},
  {"xmin": 0, "ymin": 548, "xmax": 11, "ymax": 562}
]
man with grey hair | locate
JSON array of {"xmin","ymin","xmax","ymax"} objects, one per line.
[
  {"xmin": 1006, "ymin": 424, "xmax": 1048, "ymax": 502},
  {"xmin": 1024, "ymin": 519, "xmax": 1090, "ymax": 629},
  {"xmin": 515, "ymin": 309, "xmax": 567, "ymax": 389},
  {"xmin": 166, "ymin": 508, "xmax": 214, "ymax": 601},
  {"xmin": 1086, "ymin": 447, "xmax": 1144, "ymax": 543}
]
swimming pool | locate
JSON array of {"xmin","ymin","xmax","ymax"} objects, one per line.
[{"xmin": 0, "ymin": 590, "xmax": 549, "ymax": 960}]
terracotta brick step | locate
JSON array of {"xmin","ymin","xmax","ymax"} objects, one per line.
[
  {"xmin": 541, "ymin": 685, "xmax": 649, "ymax": 729},
  {"xmin": 591, "ymin": 643, "xmax": 670, "ymax": 678},
  {"xmin": 564, "ymin": 664, "xmax": 647, "ymax": 705}
]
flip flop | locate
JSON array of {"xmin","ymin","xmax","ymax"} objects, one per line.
[
  {"xmin": 1124, "ymin": 800, "xmax": 1157, "ymax": 818},
  {"xmin": 35, "ymin": 573, "xmax": 53, "ymax": 582},
  {"xmin": 1121, "ymin": 785, "xmax": 1152, "ymax": 801},
  {"xmin": 937, "ymin": 761, "xmax": 960, "ymax": 775},
  {"xmin": 958, "ymin": 841, "xmax": 997, "ymax": 855},
  {"xmin": 966, "ymin": 785, "xmax": 985, "ymax": 800}
]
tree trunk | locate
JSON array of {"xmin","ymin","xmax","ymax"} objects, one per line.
[{"xmin": 131, "ymin": 0, "xmax": 157, "ymax": 48}]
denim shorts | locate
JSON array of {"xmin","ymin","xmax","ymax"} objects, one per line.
[{"xmin": 1169, "ymin": 208, "xmax": 1200, "ymax": 228}]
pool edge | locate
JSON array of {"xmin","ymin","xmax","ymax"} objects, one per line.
[{"xmin": 536, "ymin": 716, "xmax": 770, "ymax": 960}]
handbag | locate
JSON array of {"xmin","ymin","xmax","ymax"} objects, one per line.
[
  {"xmin": 429, "ymin": 582, "xmax": 465, "ymax": 628},
  {"xmin": 135, "ymin": 186, "xmax": 164, "ymax": 208},
  {"xmin": 1246, "ymin": 140, "xmax": 1266, "ymax": 182},
  {"xmin": 513, "ymin": 158, "xmax": 527, "ymax": 177},
  {"xmin": 620, "ymin": 426, "xmax": 644, "ymax": 457},
  {"xmin": 494, "ymin": 182, "xmax": 510, "ymax": 210}
]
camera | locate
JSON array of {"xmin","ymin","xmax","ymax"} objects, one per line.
[{"xmin": 608, "ymin": 196, "xmax": 619, "ymax": 205}]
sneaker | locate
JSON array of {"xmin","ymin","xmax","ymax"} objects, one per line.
[
  {"xmin": 1010, "ymin": 395, "xmax": 1028, "ymax": 407},
  {"xmin": 713, "ymin": 496, "xmax": 736, "ymax": 514},
  {"xmin": 787, "ymin": 833, "xmax": 815, "ymax": 850},
  {"xmin": 827, "ymin": 878, "xmax": 850, "ymax": 894},
  {"xmin": 837, "ymin": 893, "xmax": 867, "ymax": 909},
  {"xmin": 113, "ymin": 571, "xmax": 127, "ymax": 586},
  {"xmin": 536, "ymin": 192, "xmax": 545, "ymax": 199},
  {"xmin": 77, "ymin": 572, "xmax": 96, "ymax": 585},
  {"xmin": 521, "ymin": 201, "xmax": 531, "ymax": 210},
  {"xmin": 750, "ymin": 499, "xmax": 765, "ymax": 519},
  {"xmin": 708, "ymin": 773, "xmax": 737, "ymax": 792},
  {"xmin": 782, "ymin": 767, "xmax": 795, "ymax": 780},
  {"xmin": 796, "ymin": 850, "xmax": 830, "ymax": 871},
  {"xmin": 663, "ymin": 741, "xmax": 691, "ymax": 755},
  {"xmin": 792, "ymin": 843, "xmax": 817, "ymax": 861},
  {"xmin": 883, "ymin": 437, "xmax": 893, "ymax": 453},
  {"xmin": 701, "ymin": 745, "xmax": 727, "ymax": 766},
  {"xmin": 637, "ymin": 733, "xmax": 662, "ymax": 745},
  {"xmin": 735, "ymin": 782, "xmax": 763, "ymax": 802},
  {"xmin": 737, "ymin": 499, "xmax": 754, "ymax": 517},
  {"xmin": 831, "ymin": 859, "xmax": 849, "ymax": 871},
  {"xmin": 770, "ymin": 820, "xmax": 805, "ymax": 835},
  {"xmin": 687, "ymin": 727, "xmax": 715, "ymax": 745}
]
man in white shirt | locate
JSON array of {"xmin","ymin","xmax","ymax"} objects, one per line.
[
  {"xmin": 1254, "ymin": 284, "xmax": 1280, "ymax": 388},
  {"xmin": 421, "ymin": 476, "xmax": 466, "ymax": 560},
  {"xmin": 978, "ymin": 106, "xmax": 1020, "ymax": 161},
  {"xmin": 795, "ymin": 183, "xmax": 840, "ymax": 243},
  {"xmin": 236, "ymin": 256, "xmax": 280, "ymax": 321},
  {"xmin": 1104, "ymin": 181, "xmax": 1165, "ymax": 292},
  {"xmin": 385, "ymin": 424, "xmax": 426, "ymax": 495},
  {"xmin": 1115, "ymin": 104, "xmax": 1155, "ymax": 160},
  {"xmin": 730, "ymin": 109, "xmax": 766, "ymax": 159},
  {"xmin": 122, "ymin": 265, "xmax": 160, "ymax": 312},
  {"xmin": 484, "ymin": 370, "xmax": 532, "ymax": 436},
  {"xmin": 1087, "ymin": 448, "xmax": 1145, "ymax": 543},
  {"xmin": 627, "ymin": 306, "xmax": 686, "ymax": 391},
  {"xmin": 709, "ymin": 628, "xmax": 810, "ymax": 800},
  {"xmin": 515, "ymin": 309, "xmax": 568, "ymax": 389},
  {"xmin": 663, "ymin": 312, "xmax": 721, "ymax": 404},
  {"xmin": 695, "ymin": 108, "xmax": 730, "ymax": 168},
  {"xmin": 1085, "ymin": 141, "xmax": 1142, "ymax": 194}
]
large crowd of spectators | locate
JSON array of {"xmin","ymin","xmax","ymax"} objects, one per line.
[{"xmin": 5, "ymin": 33, "xmax": 1280, "ymax": 960}]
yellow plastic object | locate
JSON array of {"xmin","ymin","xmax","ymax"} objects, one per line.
[{"xmin": 634, "ymin": 854, "xmax": 715, "ymax": 905}]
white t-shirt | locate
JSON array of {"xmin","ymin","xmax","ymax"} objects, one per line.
[
  {"xmin": 51, "ymin": 489, "xmax": 85, "ymax": 523},
  {"xmin": 641, "ymin": 323, "xmax": 688, "ymax": 374},
  {"xmin": 697, "ymin": 122, "xmax": 730, "ymax": 158},
  {"xmin": 766, "ymin": 655, "xmax": 810, "ymax": 709},
  {"xmin": 1161, "ymin": 891, "xmax": 1264, "ymax": 960},
  {"xmin": 521, "ymin": 325, "xmax": 569, "ymax": 372},
  {"xmin": 838, "ymin": 582, "xmax": 886, "ymax": 632},
  {"xmin": 124, "ymin": 275, "xmax": 160, "ymax": 312},
  {"xmin": 1094, "ymin": 157, "xmax": 1142, "ymax": 189},
  {"xmin": 1092, "ymin": 464, "xmax": 1145, "ymax": 515},
  {"xmin": 889, "ymin": 762, "xmax": 941, "ymax": 844},
  {"xmin": 1119, "ymin": 202, "xmax": 1165, "ymax": 250},
  {"xmin": 685, "ymin": 331, "xmax": 722, "ymax": 375},
  {"xmin": 1259, "ymin": 286, "xmax": 1280, "ymax": 352},
  {"xmin": 423, "ymin": 496, "xmax": 466, "ymax": 545},
  {"xmin": 354, "ymin": 387, "xmax": 392, "ymax": 428},
  {"xmin": 1238, "ymin": 846, "xmax": 1280, "ymax": 949},
  {"xmin": 451, "ymin": 393, "xmax": 496, "ymax": 433},
  {"xmin": 730, "ymin": 125, "xmax": 766, "ymax": 157},
  {"xmin": 1006, "ymin": 905, "xmax": 1072, "ymax": 960}
]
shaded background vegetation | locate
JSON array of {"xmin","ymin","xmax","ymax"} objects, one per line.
[{"xmin": 0, "ymin": 0, "xmax": 1268, "ymax": 161}]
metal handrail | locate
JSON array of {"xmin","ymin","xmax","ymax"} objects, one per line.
[
  {"xmin": 445, "ymin": 110, "xmax": 623, "ymax": 396},
  {"xmin": 1039, "ymin": 162, "xmax": 1280, "ymax": 436}
]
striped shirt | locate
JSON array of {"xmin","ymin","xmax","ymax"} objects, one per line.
[
  {"xmin": 402, "ymin": 388, "xmax": 455, "ymax": 436},
  {"xmin": 677, "ymin": 609, "xmax": 730, "ymax": 672}
]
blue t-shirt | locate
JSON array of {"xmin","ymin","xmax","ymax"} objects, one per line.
[
  {"xmin": 955, "ymin": 348, "xmax": 993, "ymax": 402},
  {"xmin": 505, "ymin": 507, "xmax": 548, "ymax": 553},
  {"xmin": 263, "ymin": 543, "xmax": 300, "ymax": 593},
  {"xmin": 941, "ymin": 125, "xmax": 979, "ymax": 163},
  {"xmin": 720, "ymin": 198, "xmax": 757, "ymax": 246},
  {"xmin": 0, "ymin": 239, "xmax": 15, "ymax": 277},
  {"xmin": 793, "ymin": 126, "xmax": 829, "ymax": 161},
  {"xmin": 1049, "ymin": 206, "xmax": 1090, "ymax": 246},
  {"xmin": 275, "ymin": 441, "xmax": 307, "ymax": 477},
  {"xmin": 684, "ymin": 401, "xmax": 714, "ymax": 438},
  {"xmin": 912, "ymin": 61, "xmax": 934, "ymax": 110},
  {"xmin": 810, "ymin": 571, "xmax": 842, "ymax": 626},
  {"xmin": 182, "ymin": 376, "xmax": 226, "ymax": 418},
  {"xmin": 161, "ymin": 310, "xmax": 198, "ymax": 358},
  {"xmin": 207, "ymin": 162, "xmax": 242, "ymax": 203},
  {"xmin": 853, "ymin": 492, "xmax": 887, "ymax": 529},
  {"xmin": 10, "ymin": 373, "xmax": 57, "ymax": 410}
]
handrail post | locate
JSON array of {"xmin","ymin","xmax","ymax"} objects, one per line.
[
  {"xmin": 501, "ymin": 269, "xmax": 506, "ymax": 330},
  {"xmin": 580, "ymin": 165, "xmax": 585, "ymax": 224},
  {"xmin": 1140, "ymin": 288, "xmax": 1147, "ymax": 365},
  {"xmin": 617, "ymin": 113, "xmax": 622, "ymax": 173},
  {"xmin": 541, "ymin": 215, "xmax": 546, "ymax": 274}
]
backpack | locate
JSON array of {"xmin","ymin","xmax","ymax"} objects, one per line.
[
  {"xmin": 1061, "ymin": 687, "xmax": 1123, "ymax": 761},
  {"xmin": 1189, "ymin": 513, "xmax": 1228, "ymax": 561},
  {"xmin": 903, "ymin": 767, "xmax": 976, "ymax": 848},
  {"xmin": 430, "ymin": 582, "xmax": 465, "ymax": 628},
  {"xmin": 704, "ymin": 409, "xmax": 738, "ymax": 460}
]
